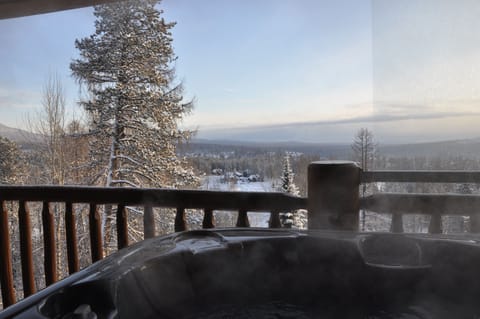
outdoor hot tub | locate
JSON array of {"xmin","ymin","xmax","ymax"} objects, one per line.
[{"xmin": 4, "ymin": 229, "xmax": 480, "ymax": 318}]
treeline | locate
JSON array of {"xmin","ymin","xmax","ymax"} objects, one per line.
[
  {"xmin": 189, "ymin": 151, "xmax": 284, "ymax": 181},
  {"xmin": 189, "ymin": 146, "xmax": 480, "ymax": 197}
]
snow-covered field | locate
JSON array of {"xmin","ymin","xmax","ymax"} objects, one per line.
[
  {"xmin": 201, "ymin": 175, "xmax": 274, "ymax": 192},
  {"xmin": 201, "ymin": 175, "xmax": 276, "ymax": 227}
]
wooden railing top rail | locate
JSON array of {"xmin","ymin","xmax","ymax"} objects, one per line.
[
  {"xmin": 361, "ymin": 193, "xmax": 480, "ymax": 216},
  {"xmin": 0, "ymin": 186, "xmax": 307, "ymax": 212},
  {"xmin": 362, "ymin": 170, "xmax": 480, "ymax": 183}
]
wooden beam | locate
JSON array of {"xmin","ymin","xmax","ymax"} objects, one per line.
[
  {"xmin": 362, "ymin": 170, "xmax": 480, "ymax": 183},
  {"xmin": 0, "ymin": 186, "xmax": 307, "ymax": 212},
  {"xmin": 0, "ymin": 0, "xmax": 121, "ymax": 20},
  {"xmin": 362, "ymin": 193, "xmax": 480, "ymax": 216}
]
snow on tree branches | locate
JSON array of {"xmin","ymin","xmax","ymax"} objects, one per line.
[
  {"xmin": 279, "ymin": 153, "xmax": 306, "ymax": 229},
  {"xmin": 70, "ymin": 0, "xmax": 198, "ymax": 189},
  {"xmin": 0, "ymin": 137, "xmax": 24, "ymax": 184},
  {"xmin": 280, "ymin": 154, "xmax": 299, "ymax": 196}
]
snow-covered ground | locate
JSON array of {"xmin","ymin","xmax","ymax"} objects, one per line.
[
  {"xmin": 201, "ymin": 175, "xmax": 276, "ymax": 227},
  {"xmin": 201, "ymin": 175, "xmax": 274, "ymax": 192}
]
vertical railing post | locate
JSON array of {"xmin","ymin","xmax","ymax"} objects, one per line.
[
  {"xmin": 89, "ymin": 204, "xmax": 103, "ymax": 262},
  {"xmin": 307, "ymin": 161, "xmax": 360, "ymax": 230},
  {"xmin": 18, "ymin": 201, "xmax": 35, "ymax": 297},
  {"xmin": 65, "ymin": 202, "xmax": 79, "ymax": 275},
  {"xmin": 144, "ymin": 204, "xmax": 155, "ymax": 239},
  {"xmin": 117, "ymin": 205, "xmax": 129, "ymax": 249},
  {"xmin": 268, "ymin": 210, "xmax": 281, "ymax": 228},
  {"xmin": 0, "ymin": 200, "xmax": 15, "ymax": 307},
  {"xmin": 429, "ymin": 213, "xmax": 443, "ymax": 234},
  {"xmin": 42, "ymin": 202, "xmax": 57, "ymax": 286},
  {"xmin": 175, "ymin": 207, "xmax": 186, "ymax": 232},
  {"xmin": 236, "ymin": 209, "xmax": 250, "ymax": 228},
  {"xmin": 390, "ymin": 213, "xmax": 404, "ymax": 233},
  {"xmin": 470, "ymin": 213, "xmax": 480, "ymax": 233},
  {"xmin": 202, "ymin": 208, "xmax": 215, "ymax": 229}
]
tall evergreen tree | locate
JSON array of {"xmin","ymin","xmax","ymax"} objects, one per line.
[
  {"xmin": 279, "ymin": 154, "xmax": 306, "ymax": 229},
  {"xmin": 70, "ymin": 0, "xmax": 197, "ymax": 189},
  {"xmin": 280, "ymin": 153, "xmax": 299, "ymax": 196}
]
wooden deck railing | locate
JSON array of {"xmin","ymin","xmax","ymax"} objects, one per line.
[
  {"xmin": 2, "ymin": 161, "xmax": 480, "ymax": 309},
  {"xmin": 360, "ymin": 170, "xmax": 480, "ymax": 233},
  {"xmin": 0, "ymin": 186, "xmax": 306, "ymax": 307}
]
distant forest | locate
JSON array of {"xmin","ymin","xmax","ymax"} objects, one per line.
[{"xmin": 184, "ymin": 137, "xmax": 480, "ymax": 197}]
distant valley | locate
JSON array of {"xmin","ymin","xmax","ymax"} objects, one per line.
[{"xmin": 2, "ymin": 122, "xmax": 480, "ymax": 159}]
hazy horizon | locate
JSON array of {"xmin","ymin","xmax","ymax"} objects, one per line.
[{"xmin": 3, "ymin": 119, "xmax": 480, "ymax": 145}]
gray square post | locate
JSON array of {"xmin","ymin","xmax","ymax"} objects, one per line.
[{"xmin": 307, "ymin": 161, "xmax": 361, "ymax": 230}]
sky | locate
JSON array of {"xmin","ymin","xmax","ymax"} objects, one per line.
[{"xmin": 0, "ymin": 0, "xmax": 480, "ymax": 143}]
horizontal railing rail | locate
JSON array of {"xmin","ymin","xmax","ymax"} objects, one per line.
[
  {"xmin": 362, "ymin": 170, "xmax": 480, "ymax": 183},
  {"xmin": 362, "ymin": 193, "xmax": 480, "ymax": 216},
  {"xmin": 0, "ymin": 186, "xmax": 307, "ymax": 210}
]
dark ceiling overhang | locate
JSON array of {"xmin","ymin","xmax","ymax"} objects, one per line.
[{"xmin": 0, "ymin": 0, "xmax": 121, "ymax": 19}]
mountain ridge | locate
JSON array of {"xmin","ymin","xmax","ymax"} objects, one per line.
[
  {"xmin": 3, "ymin": 121, "xmax": 480, "ymax": 158},
  {"xmin": 0, "ymin": 123, "xmax": 40, "ymax": 145}
]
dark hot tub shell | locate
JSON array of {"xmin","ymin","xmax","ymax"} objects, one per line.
[{"xmin": 5, "ymin": 229, "xmax": 480, "ymax": 318}]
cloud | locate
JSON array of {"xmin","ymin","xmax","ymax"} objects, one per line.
[
  {"xmin": 196, "ymin": 109, "xmax": 480, "ymax": 144},
  {"xmin": 203, "ymin": 109, "xmax": 480, "ymax": 132}
]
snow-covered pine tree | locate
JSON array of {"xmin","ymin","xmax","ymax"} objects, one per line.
[
  {"xmin": 280, "ymin": 154, "xmax": 299, "ymax": 196},
  {"xmin": 70, "ymin": 0, "xmax": 197, "ymax": 189},
  {"xmin": 70, "ymin": 0, "xmax": 199, "ymax": 243},
  {"xmin": 279, "ymin": 154, "xmax": 307, "ymax": 229}
]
